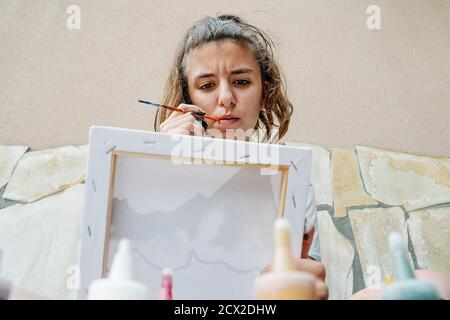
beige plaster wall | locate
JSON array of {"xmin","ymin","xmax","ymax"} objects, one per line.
[{"xmin": 1, "ymin": 0, "xmax": 449, "ymax": 157}]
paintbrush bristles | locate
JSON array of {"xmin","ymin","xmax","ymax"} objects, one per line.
[{"xmin": 138, "ymin": 99, "xmax": 162, "ymax": 108}]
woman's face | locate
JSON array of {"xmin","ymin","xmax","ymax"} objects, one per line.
[{"xmin": 185, "ymin": 40, "xmax": 264, "ymax": 136}]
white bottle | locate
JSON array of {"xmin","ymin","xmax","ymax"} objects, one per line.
[{"xmin": 87, "ymin": 239, "xmax": 149, "ymax": 300}]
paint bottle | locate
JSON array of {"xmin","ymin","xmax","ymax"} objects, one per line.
[
  {"xmin": 254, "ymin": 218, "xmax": 317, "ymax": 300},
  {"xmin": 159, "ymin": 268, "xmax": 173, "ymax": 300},
  {"xmin": 87, "ymin": 239, "xmax": 149, "ymax": 300},
  {"xmin": 381, "ymin": 232, "xmax": 440, "ymax": 300}
]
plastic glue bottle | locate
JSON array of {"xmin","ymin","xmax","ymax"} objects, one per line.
[
  {"xmin": 254, "ymin": 218, "xmax": 317, "ymax": 300},
  {"xmin": 87, "ymin": 239, "xmax": 149, "ymax": 300},
  {"xmin": 381, "ymin": 232, "xmax": 440, "ymax": 300}
]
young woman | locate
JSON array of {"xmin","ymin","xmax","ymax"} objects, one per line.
[{"xmin": 155, "ymin": 14, "xmax": 327, "ymax": 299}]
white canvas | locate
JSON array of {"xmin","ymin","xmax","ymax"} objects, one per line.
[{"xmin": 78, "ymin": 126, "xmax": 312, "ymax": 300}]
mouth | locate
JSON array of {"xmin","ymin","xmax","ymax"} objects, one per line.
[{"xmin": 218, "ymin": 115, "xmax": 240, "ymax": 125}]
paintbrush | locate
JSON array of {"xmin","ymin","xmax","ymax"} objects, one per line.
[{"xmin": 138, "ymin": 99, "xmax": 220, "ymax": 122}]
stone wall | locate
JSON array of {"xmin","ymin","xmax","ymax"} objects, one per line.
[
  {"xmin": 0, "ymin": 143, "xmax": 449, "ymax": 299},
  {"xmin": 287, "ymin": 142, "xmax": 450, "ymax": 299}
]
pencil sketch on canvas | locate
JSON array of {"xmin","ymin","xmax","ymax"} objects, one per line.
[{"xmin": 107, "ymin": 155, "xmax": 283, "ymax": 299}]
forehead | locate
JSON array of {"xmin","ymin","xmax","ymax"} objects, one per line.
[{"xmin": 185, "ymin": 40, "xmax": 260, "ymax": 76}]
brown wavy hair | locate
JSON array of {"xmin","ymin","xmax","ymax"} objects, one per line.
[{"xmin": 154, "ymin": 14, "xmax": 293, "ymax": 143}]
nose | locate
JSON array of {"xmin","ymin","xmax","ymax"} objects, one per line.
[{"xmin": 217, "ymin": 83, "xmax": 236, "ymax": 109}]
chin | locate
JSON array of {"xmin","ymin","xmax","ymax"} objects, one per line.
[{"xmin": 210, "ymin": 125, "xmax": 255, "ymax": 141}]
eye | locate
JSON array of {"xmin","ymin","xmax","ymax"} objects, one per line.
[
  {"xmin": 199, "ymin": 82, "xmax": 215, "ymax": 89},
  {"xmin": 234, "ymin": 79, "xmax": 251, "ymax": 86}
]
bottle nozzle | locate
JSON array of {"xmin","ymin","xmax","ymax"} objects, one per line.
[
  {"xmin": 272, "ymin": 218, "xmax": 296, "ymax": 272},
  {"xmin": 388, "ymin": 232, "xmax": 415, "ymax": 281},
  {"xmin": 109, "ymin": 239, "xmax": 133, "ymax": 282},
  {"xmin": 159, "ymin": 268, "xmax": 173, "ymax": 300}
]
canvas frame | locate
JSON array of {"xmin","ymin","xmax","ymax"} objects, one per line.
[{"xmin": 77, "ymin": 126, "xmax": 312, "ymax": 299}]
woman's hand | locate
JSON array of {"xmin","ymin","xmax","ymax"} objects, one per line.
[
  {"xmin": 295, "ymin": 258, "xmax": 328, "ymax": 300},
  {"xmin": 261, "ymin": 258, "xmax": 329, "ymax": 300},
  {"xmin": 159, "ymin": 104, "xmax": 207, "ymax": 136}
]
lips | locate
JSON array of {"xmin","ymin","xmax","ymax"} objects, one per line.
[{"xmin": 218, "ymin": 115, "xmax": 239, "ymax": 124}]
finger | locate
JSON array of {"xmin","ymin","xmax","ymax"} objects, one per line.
[
  {"xmin": 162, "ymin": 104, "xmax": 207, "ymax": 133},
  {"xmin": 161, "ymin": 113, "xmax": 195, "ymax": 132},
  {"xmin": 166, "ymin": 108, "xmax": 193, "ymax": 121},
  {"xmin": 177, "ymin": 121, "xmax": 195, "ymax": 134},
  {"xmin": 163, "ymin": 103, "xmax": 206, "ymax": 128},
  {"xmin": 163, "ymin": 105, "xmax": 192, "ymax": 124},
  {"xmin": 167, "ymin": 128, "xmax": 191, "ymax": 136},
  {"xmin": 315, "ymin": 280, "xmax": 329, "ymax": 300},
  {"xmin": 176, "ymin": 120, "xmax": 205, "ymax": 136},
  {"xmin": 187, "ymin": 119, "xmax": 206, "ymax": 136},
  {"xmin": 165, "ymin": 103, "xmax": 205, "ymax": 122},
  {"xmin": 191, "ymin": 120, "xmax": 206, "ymax": 136},
  {"xmin": 163, "ymin": 112, "xmax": 207, "ymax": 135},
  {"xmin": 178, "ymin": 103, "xmax": 206, "ymax": 114},
  {"xmin": 294, "ymin": 259, "xmax": 326, "ymax": 281}
]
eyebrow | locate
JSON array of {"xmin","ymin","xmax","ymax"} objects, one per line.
[
  {"xmin": 231, "ymin": 68, "xmax": 254, "ymax": 75},
  {"xmin": 193, "ymin": 68, "xmax": 254, "ymax": 81}
]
